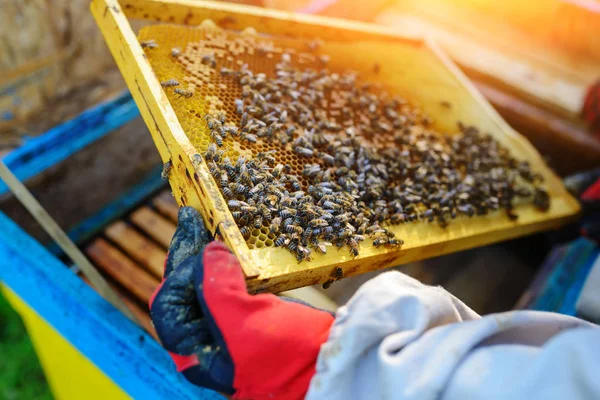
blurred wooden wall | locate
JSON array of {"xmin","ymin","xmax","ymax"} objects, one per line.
[{"xmin": 0, "ymin": 0, "xmax": 117, "ymax": 140}]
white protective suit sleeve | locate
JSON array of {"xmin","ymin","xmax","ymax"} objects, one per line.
[{"xmin": 307, "ymin": 271, "xmax": 600, "ymax": 400}]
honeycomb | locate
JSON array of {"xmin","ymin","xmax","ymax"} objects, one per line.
[
  {"xmin": 137, "ymin": 23, "xmax": 549, "ymax": 257},
  {"xmin": 138, "ymin": 23, "xmax": 337, "ymax": 249}
]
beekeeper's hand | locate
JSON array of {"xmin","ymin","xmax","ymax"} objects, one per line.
[{"xmin": 149, "ymin": 206, "xmax": 334, "ymax": 399}]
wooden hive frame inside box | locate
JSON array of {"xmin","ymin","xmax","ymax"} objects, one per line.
[{"xmin": 91, "ymin": 0, "xmax": 580, "ymax": 293}]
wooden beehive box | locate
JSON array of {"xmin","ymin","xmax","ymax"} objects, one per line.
[{"xmin": 91, "ymin": 0, "xmax": 580, "ymax": 293}]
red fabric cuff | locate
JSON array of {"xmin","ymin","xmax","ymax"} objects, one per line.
[
  {"xmin": 582, "ymin": 178, "xmax": 600, "ymax": 202},
  {"xmin": 149, "ymin": 279, "xmax": 165, "ymax": 309},
  {"xmin": 148, "ymin": 258, "xmax": 168, "ymax": 309},
  {"xmin": 168, "ymin": 352, "xmax": 201, "ymax": 372},
  {"xmin": 202, "ymin": 241, "xmax": 333, "ymax": 400}
]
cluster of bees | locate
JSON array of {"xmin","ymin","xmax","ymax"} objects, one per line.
[
  {"xmin": 150, "ymin": 33, "xmax": 551, "ymax": 262},
  {"xmin": 204, "ymin": 143, "xmax": 402, "ymax": 261}
]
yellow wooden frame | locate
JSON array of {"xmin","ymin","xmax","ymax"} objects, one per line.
[
  {"xmin": 2, "ymin": 286, "xmax": 130, "ymax": 400},
  {"xmin": 91, "ymin": 0, "xmax": 580, "ymax": 293}
]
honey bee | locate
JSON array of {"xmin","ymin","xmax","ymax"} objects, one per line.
[
  {"xmin": 220, "ymin": 172, "xmax": 229, "ymax": 187},
  {"xmin": 295, "ymin": 146, "xmax": 314, "ymax": 157},
  {"xmin": 265, "ymin": 194, "xmax": 279, "ymax": 206},
  {"xmin": 260, "ymin": 152, "xmax": 277, "ymax": 165},
  {"xmin": 230, "ymin": 182, "xmax": 246, "ymax": 195},
  {"xmin": 332, "ymin": 267, "xmax": 343, "ymax": 280},
  {"xmin": 318, "ymin": 152, "xmax": 335, "ymax": 166},
  {"xmin": 366, "ymin": 224, "xmax": 382, "ymax": 234},
  {"xmin": 204, "ymin": 143, "xmax": 221, "ymax": 162},
  {"xmin": 239, "ymin": 171, "xmax": 252, "ymax": 186},
  {"xmin": 506, "ymin": 208, "xmax": 519, "ymax": 221},
  {"xmin": 275, "ymin": 234, "xmax": 290, "ymax": 247},
  {"xmin": 390, "ymin": 213, "xmax": 406, "ymax": 224},
  {"xmin": 280, "ymin": 208, "xmax": 297, "ymax": 219},
  {"xmin": 282, "ymin": 217, "xmax": 294, "ymax": 227},
  {"xmin": 272, "ymin": 164, "xmax": 284, "ymax": 178},
  {"xmin": 298, "ymin": 52, "xmax": 316, "ymax": 64},
  {"xmin": 227, "ymin": 200, "xmax": 247, "ymax": 208},
  {"xmin": 201, "ymin": 53, "xmax": 216, "ymax": 67},
  {"xmin": 242, "ymin": 133, "xmax": 257, "ymax": 143},
  {"xmin": 306, "ymin": 39, "xmax": 322, "ymax": 51},
  {"xmin": 514, "ymin": 187, "xmax": 532, "ymax": 197},
  {"xmin": 348, "ymin": 239, "xmax": 359, "ymax": 256},
  {"xmin": 171, "ymin": 47, "xmax": 181, "ymax": 57},
  {"xmin": 284, "ymin": 225, "xmax": 303, "ymax": 235},
  {"xmin": 140, "ymin": 39, "xmax": 158, "ymax": 48},
  {"xmin": 254, "ymin": 215, "xmax": 263, "ymax": 229},
  {"xmin": 423, "ymin": 209, "xmax": 435, "ymax": 222},
  {"xmin": 286, "ymin": 239, "xmax": 298, "ymax": 251},
  {"xmin": 388, "ymin": 238, "xmax": 404, "ymax": 247},
  {"xmin": 248, "ymin": 183, "xmax": 265, "ymax": 197},
  {"xmin": 352, "ymin": 235, "xmax": 365, "ymax": 242},
  {"xmin": 303, "ymin": 164, "xmax": 321, "ymax": 178},
  {"xmin": 281, "ymin": 52, "xmax": 292, "ymax": 63},
  {"xmin": 457, "ymin": 204, "xmax": 475, "ymax": 217},
  {"xmin": 239, "ymin": 226, "xmax": 251, "ymax": 238},
  {"xmin": 246, "ymin": 105, "xmax": 262, "ymax": 115},
  {"xmin": 373, "ymin": 237, "xmax": 388, "ymax": 247},
  {"xmin": 251, "ymin": 193, "xmax": 263, "ymax": 205},
  {"xmin": 204, "ymin": 115, "xmax": 216, "ymax": 129},
  {"xmin": 321, "ymin": 201, "xmax": 338, "ymax": 211},
  {"xmin": 222, "ymin": 157, "xmax": 234, "ymax": 172},
  {"xmin": 222, "ymin": 186, "xmax": 234, "ymax": 198},
  {"xmin": 259, "ymin": 204, "xmax": 272, "ymax": 220},
  {"xmin": 191, "ymin": 153, "xmax": 203, "ymax": 169},
  {"xmin": 310, "ymin": 219, "xmax": 328, "ymax": 227},
  {"xmin": 270, "ymin": 217, "xmax": 282, "ymax": 233},
  {"xmin": 161, "ymin": 160, "xmax": 173, "ymax": 180},
  {"xmin": 160, "ymin": 79, "xmax": 180, "ymax": 87},
  {"xmin": 174, "ymin": 88, "xmax": 193, "ymax": 98},
  {"xmin": 278, "ymin": 110, "xmax": 288, "ymax": 123},
  {"xmin": 290, "ymin": 180, "xmax": 302, "ymax": 192},
  {"xmin": 533, "ymin": 189, "xmax": 550, "ymax": 212},
  {"xmin": 223, "ymin": 125, "xmax": 239, "ymax": 137},
  {"xmin": 211, "ymin": 131, "xmax": 224, "ymax": 147},
  {"xmin": 322, "ymin": 226, "xmax": 334, "ymax": 237},
  {"xmin": 296, "ymin": 246, "xmax": 311, "ymax": 262},
  {"xmin": 335, "ymin": 213, "xmax": 351, "ymax": 224},
  {"xmin": 208, "ymin": 161, "xmax": 220, "ymax": 179},
  {"xmin": 268, "ymin": 186, "xmax": 284, "ymax": 201},
  {"xmin": 315, "ymin": 243, "xmax": 327, "ymax": 254}
]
